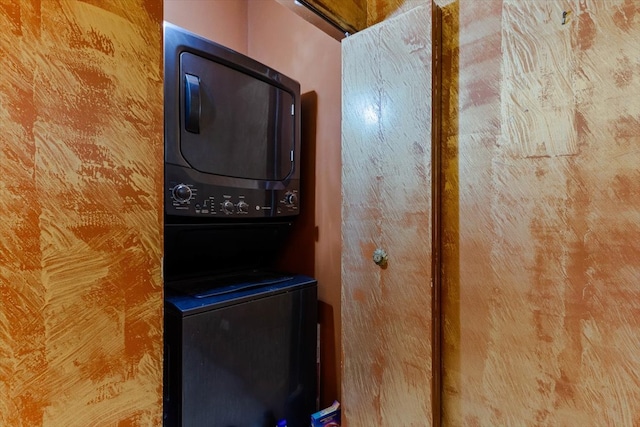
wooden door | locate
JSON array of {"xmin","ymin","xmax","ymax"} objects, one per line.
[{"xmin": 341, "ymin": 4, "xmax": 434, "ymax": 425}]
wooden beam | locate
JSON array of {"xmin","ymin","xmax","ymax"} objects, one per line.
[
  {"xmin": 302, "ymin": 0, "xmax": 367, "ymax": 34},
  {"xmin": 275, "ymin": 0, "xmax": 416, "ymax": 39},
  {"xmin": 366, "ymin": 0, "xmax": 405, "ymax": 27},
  {"xmin": 274, "ymin": 0, "xmax": 349, "ymax": 40}
]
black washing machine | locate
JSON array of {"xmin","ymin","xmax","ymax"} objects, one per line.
[
  {"xmin": 163, "ymin": 22, "xmax": 316, "ymax": 427},
  {"xmin": 163, "ymin": 271, "xmax": 318, "ymax": 427}
]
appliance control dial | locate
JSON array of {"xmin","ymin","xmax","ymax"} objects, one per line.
[
  {"xmin": 222, "ymin": 200, "xmax": 234, "ymax": 214},
  {"xmin": 172, "ymin": 184, "xmax": 192, "ymax": 202},
  {"xmin": 284, "ymin": 192, "xmax": 298, "ymax": 206},
  {"xmin": 237, "ymin": 201, "xmax": 249, "ymax": 213}
]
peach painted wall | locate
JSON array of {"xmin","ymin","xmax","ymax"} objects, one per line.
[
  {"xmin": 247, "ymin": 0, "xmax": 343, "ymax": 403},
  {"xmin": 442, "ymin": 0, "xmax": 640, "ymax": 425},
  {"xmin": 164, "ymin": 0, "xmax": 248, "ymax": 54},
  {"xmin": 0, "ymin": 1, "xmax": 163, "ymax": 426}
]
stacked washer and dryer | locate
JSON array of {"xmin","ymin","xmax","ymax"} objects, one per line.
[{"xmin": 162, "ymin": 23, "xmax": 317, "ymax": 427}]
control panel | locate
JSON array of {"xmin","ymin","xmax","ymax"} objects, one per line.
[{"xmin": 166, "ymin": 181, "xmax": 299, "ymax": 219}]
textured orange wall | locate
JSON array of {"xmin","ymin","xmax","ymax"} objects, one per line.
[
  {"xmin": 164, "ymin": 0, "xmax": 248, "ymax": 54},
  {"xmin": 442, "ymin": 0, "xmax": 640, "ymax": 425},
  {"xmin": 247, "ymin": 0, "xmax": 343, "ymax": 403},
  {"xmin": 0, "ymin": 1, "xmax": 163, "ymax": 425}
]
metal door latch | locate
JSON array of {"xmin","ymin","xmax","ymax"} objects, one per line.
[{"xmin": 373, "ymin": 248, "xmax": 388, "ymax": 267}]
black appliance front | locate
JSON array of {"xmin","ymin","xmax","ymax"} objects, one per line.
[
  {"xmin": 163, "ymin": 222, "xmax": 293, "ymax": 281},
  {"xmin": 164, "ymin": 275, "xmax": 318, "ymax": 427},
  {"xmin": 164, "ymin": 22, "xmax": 301, "ymax": 221}
]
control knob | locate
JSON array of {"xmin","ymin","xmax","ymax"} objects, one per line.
[
  {"xmin": 237, "ymin": 201, "xmax": 249, "ymax": 213},
  {"xmin": 284, "ymin": 192, "xmax": 298, "ymax": 206},
  {"xmin": 172, "ymin": 184, "xmax": 192, "ymax": 202},
  {"xmin": 222, "ymin": 200, "xmax": 234, "ymax": 214}
]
